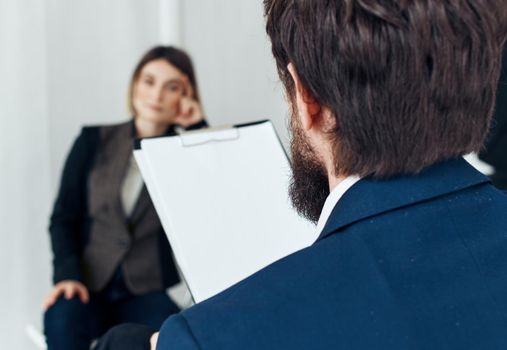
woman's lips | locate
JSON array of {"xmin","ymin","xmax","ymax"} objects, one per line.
[{"xmin": 147, "ymin": 104, "xmax": 163, "ymax": 112}]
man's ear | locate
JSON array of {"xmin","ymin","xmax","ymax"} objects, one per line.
[{"xmin": 287, "ymin": 63, "xmax": 322, "ymax": 131}]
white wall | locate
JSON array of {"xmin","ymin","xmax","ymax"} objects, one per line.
[
  {"xmin": 46, "ymin": 0, "xmax": 163, "ymax": 185},
  {"xmin": 180, "ymin": 0, "xmax": 290, "ymax": 146},
  {"xmin": 0, "ymin": 2, "xmax": 52, "ymax": 348},
  {"xmin": 0, "ymin": 1, "xmax": 287, "ymax": 348}
]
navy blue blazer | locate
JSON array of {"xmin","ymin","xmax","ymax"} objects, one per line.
[{"xmin": 157, "ymin": 158, "xmax": 507, "ymax": 349}]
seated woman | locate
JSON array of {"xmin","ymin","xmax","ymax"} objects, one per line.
[{"xmin": 42, "ymin": 46, "xmax": 207, "ymax": 350}]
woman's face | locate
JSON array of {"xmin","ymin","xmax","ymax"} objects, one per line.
[{"xmin": 132, "ymin": 59, "xmax": 189, "ymax": 124}]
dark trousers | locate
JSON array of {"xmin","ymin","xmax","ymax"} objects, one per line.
[{"xmin": 43, "ymin": 291, "xmax": 179, "ymax": 350}]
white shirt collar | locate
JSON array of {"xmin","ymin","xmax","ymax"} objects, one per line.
[{"xmin": 315, "ymin": 176, "xmax": 361, "ymax": 235}]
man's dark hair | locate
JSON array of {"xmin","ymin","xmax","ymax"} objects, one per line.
[{"xmin": 265, "ymin": 0, "xmax": 507, "ymax": 177}]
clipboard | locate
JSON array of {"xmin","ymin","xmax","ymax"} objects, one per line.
[{"xmin": 134, "ymin": 120, "xmax": 317, "ymax": 302}]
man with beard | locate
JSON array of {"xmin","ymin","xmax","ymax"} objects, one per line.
[{"xmin": 97, "ymin": 0, "xmax": 507, "ymax": 349}]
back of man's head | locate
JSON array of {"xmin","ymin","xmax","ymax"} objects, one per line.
[{"xmin": 265, "ymin": 0, "xmax": 507, "ymax": 178}]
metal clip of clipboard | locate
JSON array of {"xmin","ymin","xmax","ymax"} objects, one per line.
[{"xmin": 178, "ymin": 125, "xmax": 240, "ymax": 147}]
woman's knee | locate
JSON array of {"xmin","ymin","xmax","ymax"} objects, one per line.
[{"xmin": 44, "ymin": 296, "xmax": 90, "ymax": 334}]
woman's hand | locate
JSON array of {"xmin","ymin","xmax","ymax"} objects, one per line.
[
  {"xmin": 173, "ymin": 77, "xmax": 204, "ymax": 128},
  {"xmin": 42, "ymin": 280, "xmax": 89, "ymax": 311}
]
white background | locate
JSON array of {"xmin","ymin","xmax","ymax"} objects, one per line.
[{"xmin": 0, "ymin": 0, "xmax": 288, "ymax": 348}]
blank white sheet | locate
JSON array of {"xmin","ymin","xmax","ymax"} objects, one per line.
[{"xmin": 135, "ymin": 121, "xmax": 317, "ymax": 302}]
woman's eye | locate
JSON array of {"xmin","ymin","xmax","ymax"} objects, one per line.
[
  {"xmin": 142, "ymin": 78, "xmax": 154, "ymax": 86},
  {"xmin": 167, "ymin": 84, "xmax": 182, "ymax": 92}
]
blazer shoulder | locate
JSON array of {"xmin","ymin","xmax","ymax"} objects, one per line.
[
  {"xmin": 80, "ymin": 120, "xmax": 132, "ymax": 146},
  {"xmin": 79, "ymin": 125, "xmax": 100, "ymax": 142},
  {"xmin": 158, "ymin": 314, "xmax": 201, "ymax": 350},
  {"xmin": 67, "ymin": 122, "xmax": 129, "ymax": 164},
  {"xmin": 85, "ymin": 120, "xmax": 131, "ymax": 134}
]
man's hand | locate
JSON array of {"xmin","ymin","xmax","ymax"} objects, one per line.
[
  {"xmin": 150, "ymin": 332, "xmax": 159, "ymax": 350},
  {"xmin": 42, "ymin": 280, "xmax": 89, "ymax": 310}
]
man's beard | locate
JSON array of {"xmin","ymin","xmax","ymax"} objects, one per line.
[{"xmin": 288, "ymin": 114, "xmax": 330, "ymax": 224}]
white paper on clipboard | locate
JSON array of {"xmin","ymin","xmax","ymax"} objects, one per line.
[{"xmin": 134, "ymin": 120, "xmax": 316, "ymax": 303}]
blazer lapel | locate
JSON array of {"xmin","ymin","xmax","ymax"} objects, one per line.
[
  {"xmin": 318, "ymin": 158, "xmax": 490, "ymax": 242},
  {"xmin": 107, "ymin": 121, "xmax": 135, "ymax": 223},
  {"xmin": 129, "ymin": 185, "xmax": 152, "ymax": 224}
]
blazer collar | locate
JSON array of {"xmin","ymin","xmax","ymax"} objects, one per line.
[
  {"xmin": 106, "ymin": 121, "xmax": 137, "ymax": 222},
  {"xmin": 129, "ymin": 186, "xmax": 151, "ymax": 224},
  {"xmin": 318, "ymin": 158, "xmax": 490, "ymax": 241}
]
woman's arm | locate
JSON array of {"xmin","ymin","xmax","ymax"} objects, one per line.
[{"xmin": 48, "ymin": 126, "xmax": 99, "ymax": 284}]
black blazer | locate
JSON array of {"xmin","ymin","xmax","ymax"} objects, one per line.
[{"xmin": 49, "ymin": 119, "xmax": 207, "ymax": 292}]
